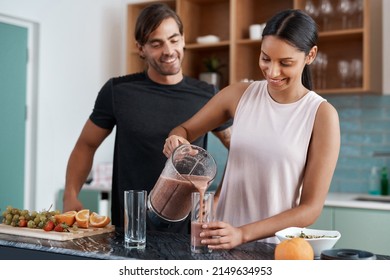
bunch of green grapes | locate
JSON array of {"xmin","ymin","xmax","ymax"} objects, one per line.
[{"xmin": 1, "ymin": 205, "xmax": 60, "ymax": 229}]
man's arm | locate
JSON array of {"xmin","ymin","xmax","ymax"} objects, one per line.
[
  {"xmin": 212, "ymin": 126, "xmax": 231, "ymax": 149},
  {"xmin": 63, "ymin": 119, "xmax": 112, "ymax": 212}
]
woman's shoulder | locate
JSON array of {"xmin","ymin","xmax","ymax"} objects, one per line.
[{"xmin": 316, "ymin": 99, "xmax": 340, "ymax": 127}]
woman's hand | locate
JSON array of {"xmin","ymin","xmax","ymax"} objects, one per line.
[
  {"xmin": 163, "ymin": 135, "xmax": 190, "ymax": 158},
  {"xmin": 199, "ymin": 221, "xmax": 244, "ymax": 250}
]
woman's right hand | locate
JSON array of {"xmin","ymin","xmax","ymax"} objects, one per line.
[{"xmin": 163, "ymin": 135, "xmax": 190, "ymax": 158}]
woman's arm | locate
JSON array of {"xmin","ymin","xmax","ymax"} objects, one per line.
[{"xmin": 163, "ymin": 82, "xmax": 250, "ymax": 156}]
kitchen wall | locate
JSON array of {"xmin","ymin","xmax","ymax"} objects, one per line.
[
  {"xmin": 325, "ymin": 94, "xmax": 390, "ymax": 193},
  {"xmin": 0, "ymin": 0, "xmax": 389, "ymax": 211}
]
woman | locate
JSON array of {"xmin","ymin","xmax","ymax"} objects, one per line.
[{"xmin": 164, "ymin": 9, "xmax": 340, "ymax": 249}]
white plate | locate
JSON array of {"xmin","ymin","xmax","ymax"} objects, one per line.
[{"xmin": 196, "ymin": 35, "xmax": 220, "ymax": 44}]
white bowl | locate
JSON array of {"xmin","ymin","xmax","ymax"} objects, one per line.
[{"xmin": 275, "ymin": 227, "xmax": 341, "ymax": 258}]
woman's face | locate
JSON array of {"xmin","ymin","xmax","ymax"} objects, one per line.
[{"xmin": 259, "ymin": 35, "xmax": 310, "ymax": 95}]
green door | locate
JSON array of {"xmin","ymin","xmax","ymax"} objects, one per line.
[{"xmin": 0, "ymin": 22, "xmax": 28, "ymax": 211}]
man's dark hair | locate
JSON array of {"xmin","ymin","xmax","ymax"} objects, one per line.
[{"xmin": 135, "ymin": 3, "xmax": 184, "ymax": 46}]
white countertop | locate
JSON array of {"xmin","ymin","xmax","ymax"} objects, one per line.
[{"xmin": 325, "ymin": 192, "xmax": 390, "ymax": 211}]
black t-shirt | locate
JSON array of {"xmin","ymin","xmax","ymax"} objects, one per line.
[{"xmin": 89, "ymin": 72, "xmax": 232, "ymax": 232}]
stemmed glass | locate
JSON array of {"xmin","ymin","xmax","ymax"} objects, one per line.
[
  {"xmin": 311, "ymin": 52, "xmax": 328, "ymax": 89},
  {"xmin": 305, "ymin": 0, "xmax": 319, "ymax": 20},
  {"xmin": 337, "ymin": 0, "xmax": 352, "ymax": 29},
  {"xmin": 320, "ymin": 53, "xmax": 328, "ymax": 89},
  {"xmin": 356, "ymin": 0, "xmax": 364, "ymax": 28},
  {"xmin": 338, "ymin": 60, "xmax": 350, "ymax": 88},
  {"xmin": 320, "ymin": 0, "xmax": 334, "ymax": 31},
  {"xmin": 350, "ymin": 58, "xmax": 363, "ymax": 87}
]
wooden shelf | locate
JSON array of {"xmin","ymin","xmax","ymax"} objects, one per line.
[{"xmin": 126, "ymin": 0, "xmax": 382, "ymax": 94}]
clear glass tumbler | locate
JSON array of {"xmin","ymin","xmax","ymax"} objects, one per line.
[
  {"xmin": 191, "ymin": 191, "xmax": 214, "ymax": 254},
  {"xmin": 124, "ymin": 190, "xmax": 147, "ymax": 249}
]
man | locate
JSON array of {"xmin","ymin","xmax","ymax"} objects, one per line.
[{"xmin": 63, "ymin": 3, "xmax": 232, "ymax": 233}]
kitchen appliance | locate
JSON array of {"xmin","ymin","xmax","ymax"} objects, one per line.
[
  {"xmin": 147, "ymin": 144, "xmax": 216, "ymax": 227},
  {"xmin": 321, "ymin": 248, "xmax": 377, "ymax": 260}
]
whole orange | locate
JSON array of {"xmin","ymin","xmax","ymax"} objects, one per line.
[{"xmin": 274, "ymin": 237, "xmax": 314, "ymax": 260}]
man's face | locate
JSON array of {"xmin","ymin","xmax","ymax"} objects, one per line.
[{"xmin": 139, "ymin": 17, "xmax": 185, "ymax": 78}]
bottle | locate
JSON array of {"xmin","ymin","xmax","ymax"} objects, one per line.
[
  {"xmin": 380, "ymin": 167, "xmax": 389, "ymax": 196},
  {"xmin": 368, "ymin": 167, "xmax": 380, "ymax": 195}
]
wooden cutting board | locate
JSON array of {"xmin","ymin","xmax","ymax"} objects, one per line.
[{"xmin": 0, "ymin": 224, "xmax": 115, "ymax": 241}]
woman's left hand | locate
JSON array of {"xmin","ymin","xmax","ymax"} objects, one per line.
[{"xmin": 199, "ymin": 221, "xmax": 244, "ymax": 250}]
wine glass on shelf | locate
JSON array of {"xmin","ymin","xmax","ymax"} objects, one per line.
[
  {"xmin": 312, "ymin": 52, "xmax": 328, "ymax": 89},
  {"xmin": 336, "ymin": 0, "xmax": 352, "ymax": 29},
  {"xmin": 320, "ymin": 53, "xmax": 328, "ymax": 89},
  {"xmin": 350, "ymin": 58, "xmax": 363, "ymax": 88},
  {"xmin": 305, "ymin": 0, "xmax": 319, "ymax": 21},
  {"xmin": 338, "ymin": 60, "xmax": 350, "ymax": 88},
  {"xmin": 319, "ymin": 0, "xmax": 334, "ymax": 31},
  {"xmin": 355, "ymin": 0, "xmax": 364, "ymax": 28}
]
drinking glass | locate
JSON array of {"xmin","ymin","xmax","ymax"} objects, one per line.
[
  {"xmin": 305, "ymin": 0, "xmax": 319, "ymax": 20},
  {"xmin": 337, "ymin": 0, "xmax": 352, "ymax": 29},
  {"xmin": 338, "ymin": 60, "xmax": 350, "ymax": 88},
  {"xmin": 124, "ymin": 190, "xmax": 147, "ymax": 249},
  {"xmin": 350, "ymin": 58, "xmax": 363, "ymax": 87},
  {"xmin": 191, "ymin": 192, "xmax": 214, "ymax": 254},
  {"xmin": 356, "ymin": 0, "xmax": 364, "ymax": 28},
  {"xmin": 320, "ymin": 0, "xmax": 334, "ymax": 31},
  {"xmin": 312, "ymin": 52, "xmax": 328, "ymax": 89}
]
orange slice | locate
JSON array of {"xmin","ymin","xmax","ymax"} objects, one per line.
[
  {"xmin": 54, "ymin": 210, "xmax": 77, "ymax": 226},
  {"xmin": 75, "ymin": 209, "xmax": 90, "ymax": 228},
  {"xmin": 89, "ymin": 212, "xmax": 111, "ymax": 228}
]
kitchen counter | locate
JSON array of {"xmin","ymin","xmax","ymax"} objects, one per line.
[
  {"xmin": 325, "ymin": 193, "xmax": 390, "ymax": 211},
  {"xmin": 1, "ymin": 229, "xmax": 389, "ymax": 260},
  {"xmin": 0, "ymin": 229, "xmax": 276, "ymax": 260}
]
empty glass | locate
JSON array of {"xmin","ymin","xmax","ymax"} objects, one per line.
[
  {"xmin": 338, "ymin": 60, "xmax": 350, "ymax": 88},
  {"xmin": 337, "ymin": 0, "xmax": 352, "ymax": 29},
  {"xmin": 350, "ymin": 58, "xmax": 363, "ymax": 87},
  {"xmin": 356, "ymin": 0, "xmax": 364, "ymax": 28},
  {"xmin": 124, "ymin": 190, "xmax": 147, "ymax": 249},
  {"xmin": 305, "ymin": 0, "xmax": 319, "ymax": 20},
  {"xmin": 311, "ymin": 51, "xmax": 328, "ymax": 89},
  {"xmin": 320, "ymin": 0, "xmax": 334, "ymax": 31}
]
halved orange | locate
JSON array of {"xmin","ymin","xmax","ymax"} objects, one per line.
[
  {"xmin": 89, "ymin": 212, "xmax": 111, "ymax": 228},
  {"xmin": 75, "ymin": 209, "xmax": 90, "ymax": 228},
  {"xmin": 54, "ymin": 210, "xmax": 77, "ymax": 226}
]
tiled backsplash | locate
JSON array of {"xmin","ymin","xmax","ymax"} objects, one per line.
[{"xmin": 324, "ymin": 94, "xmax": 390, "ymax": 193}]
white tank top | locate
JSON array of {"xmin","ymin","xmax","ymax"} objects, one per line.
[{"xmin": 215, "ymin": 80, "xmax": 326, "ymax": 243}]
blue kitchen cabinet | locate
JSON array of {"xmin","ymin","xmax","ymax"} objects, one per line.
[
  {"xmin": 310, "ymin": 207, "xmax": 334, "ymax": 230},
  {"xmin": 310, "ymin": 206, "xmax": 390, "ymax": 255},
  {"xmin": 334, "ymin": 207, "xmax": 390, "ymax": 255}
]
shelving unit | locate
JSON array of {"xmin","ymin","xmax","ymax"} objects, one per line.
[{"xmin": 126, "ymin": 0, "xmax": 382, "ymax": 94}]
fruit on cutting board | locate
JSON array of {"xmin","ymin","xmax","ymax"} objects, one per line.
[
  {"xmin": 2, "ymin": 206, "xmax": 111, "ymax": 231},
  {"xmin": 2, "ymin": 205, "xmax": 59, "ymax": 229},
  {"xmin": 90, "ymin": 212, "xmax": 111, "ymax": 228},
  {"xmin": 75, "ymin": 209, "xmax": 90, "ymax": 228},
  {"xmin": 54, "ymin": 210, "xmax": 77, "ymax": 226}
]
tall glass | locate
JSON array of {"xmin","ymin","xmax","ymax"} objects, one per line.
[
  {"xmin": 191, "ymin": 192, "xmax": 214, "ymax": 254},
  {"xmin": 124, "ymin": 190, "xmax": 147, "ymax": 249}
]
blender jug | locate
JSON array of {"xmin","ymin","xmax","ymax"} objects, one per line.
[{"xmin": 147, "ymin": 144, "xmax": 217, "ymax": 226}]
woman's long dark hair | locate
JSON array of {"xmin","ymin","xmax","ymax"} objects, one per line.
[{"xmin": 262, "ymin": 9, "xmax": 318, "ymax": 90}]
